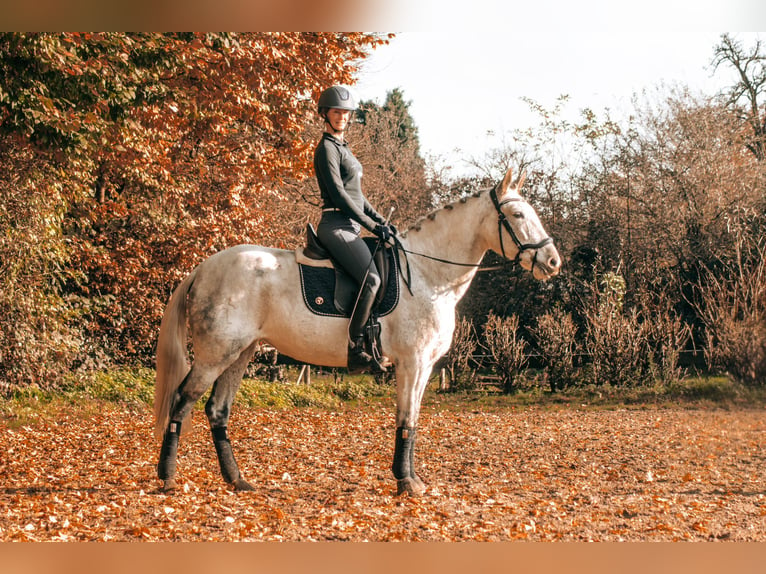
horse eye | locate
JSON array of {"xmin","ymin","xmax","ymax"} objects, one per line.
[{"xmin": 512, "ymin": 212, "xmax": 524, "ymax": 219}]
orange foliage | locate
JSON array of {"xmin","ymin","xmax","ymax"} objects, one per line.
[{"xmin": 0, "ymin": 33, "xmax": 390, "ymax": 368}]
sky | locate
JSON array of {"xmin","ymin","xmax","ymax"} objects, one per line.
[{"xmin": 352, "ymin": 2, "xmax": 765, "ymax": 175}]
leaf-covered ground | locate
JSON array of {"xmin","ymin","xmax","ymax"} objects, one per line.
[{"xmin": 1, "ymin": 399, "xmax": 765, "ymax": 541}]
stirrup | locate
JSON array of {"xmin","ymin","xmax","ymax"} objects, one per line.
[
  {"xmin": 364, "ymin": 318, "xmax": 392, "ymax": 367},
  {"xmin": 348, "ymin": 339, "xmax": 387, "ymax": 374}
]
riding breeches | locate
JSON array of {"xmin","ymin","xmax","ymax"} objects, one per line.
[{"xmin": 317, "ymin": 213, "xmax": 381, "ymax": 339}]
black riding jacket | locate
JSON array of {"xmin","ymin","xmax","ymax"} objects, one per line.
[{"xmin": 314, "ymin": 133, "xmax": 385, "ymax": 232}]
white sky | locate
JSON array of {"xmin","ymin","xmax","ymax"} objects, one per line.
[{"xmin": 353, "ymin": 2, "xmax": 765, "ymax": 175}]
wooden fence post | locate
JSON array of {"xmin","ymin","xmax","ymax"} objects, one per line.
[{"xmin": 296, "ymin": 365, "xmax": 311, "ymax": 385}]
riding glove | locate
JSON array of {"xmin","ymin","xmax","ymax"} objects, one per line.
[{"xmin": 374, "ymin": 224, "xmax": 393, "ymax": 242}]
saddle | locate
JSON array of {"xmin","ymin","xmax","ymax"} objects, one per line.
[{"xmin": 296, "ymin": 224, "xmax": 400, "ymax": 319}]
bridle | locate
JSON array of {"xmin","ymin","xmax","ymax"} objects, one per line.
[
  {"xmin": 488, "ymin": 183, "xmax": 554, "ymax": 268},
  {"xmin": 392, "ymin": 182, "xmax": 554, "ymax": 293}
]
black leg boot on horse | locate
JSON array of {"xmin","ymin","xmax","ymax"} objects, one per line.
[
  {"xmin": 157, "ymin": 420, "xmax": 182, "ymax": 490},
  {"xmin": 392, "ymin": 426, "xmax": 426, "ymax": 496},
  {"xmin": 211, "ymin": 426, "xmax": 255, "ymax": 491},
  {"xmin": 347, "ymin": 274, "xmax": 387, "ymax": 374}
]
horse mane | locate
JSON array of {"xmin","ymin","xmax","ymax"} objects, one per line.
[{"xmin": 405, "ymin": 189, "xmax": 487, "ymax": 235}]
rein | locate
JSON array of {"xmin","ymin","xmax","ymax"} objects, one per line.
[
  {"xmin": 393, "ymin": 183, "xmax": 554, "ymax": 292},
  {"xmin": 394, "ymin": 237, "xmax": 509, "ymax": 271}
]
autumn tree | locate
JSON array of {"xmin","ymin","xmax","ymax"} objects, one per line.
[
  {"xmin": 713, "ymin": 33, "xmax": 766, "ymax": 160},
  {"xmin": 0, "ymin": 32, "xmax": 388, "ymax": 389},
  {"xmin": 354, "ymin": 88, "xmax": 432, "ymax": 226},
  {"xmin": 0, "ymin": 140, "xmax": 83, "ymax": 392},
  {"xmin": 453, "ymin": 77, "xmax": 765, "ymax": 386},
  {"xmin": 584, "ymin": 89, "xmax": 764, "ymax": 295}
]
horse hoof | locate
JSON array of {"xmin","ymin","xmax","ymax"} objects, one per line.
[
  {"xmin": 161, "ymin": 479, "xmax": 177, "ymax": 492},
  {"xmin": 231, "ymin": 478, "xmax": 256, "ymax": 492},
  {"xmin": 396, "ymin": 477, "xmax": 426, "ymax": 497}
]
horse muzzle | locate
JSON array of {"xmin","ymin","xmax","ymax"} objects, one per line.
[{"xmin": 525, "ymin": 243, "xmax": 561, "ymax": 281}]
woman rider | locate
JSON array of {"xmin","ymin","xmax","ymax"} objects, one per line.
[{"xmin": 313, "ymin": 85, "xmax": 394, "ymax": 374}]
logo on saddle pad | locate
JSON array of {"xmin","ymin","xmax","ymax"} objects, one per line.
[{"xmin": 296, "ymin": 237, "xmax": 400, "ymax": 318}]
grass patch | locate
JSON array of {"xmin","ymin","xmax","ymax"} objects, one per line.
[
  {"xmin": 2, "ymin": 367, "xmax": 764, "ymax": 430},
  {"xmin": 235, "ymin": 374, "xmax": 392, "ymax": 410},
  {"xmin": 0, "ymin": 367, "xmax": 394, "ymax": 428},
  {"xmin": 662, "ymin": 376, "xmax": 763, "ymax": 406},
  {"xmin": 65, "ymin": 367, "xmax": 156, "ymax": 405},
  {"xmin": 0, "ymin": 367, "xmax": 156, "ymax": 428},
  {"xmin": 425, "ymin": 374, "xmax": 766, "ymax": 411}
]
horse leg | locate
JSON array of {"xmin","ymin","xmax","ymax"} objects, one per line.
[
  {"xmin": 392, "ymin": 362, "xmax": 431, "ymax": 496},
  {"xmin": 157, "ymin": 363, "xmax": 218, "ymax": 491},
  {"xmin": 205, "ymin": 344, "xmax": 257, "ymax": 491},
  {"xmin": 393, "ymin": 426, "xmax": 426, "ymax": 496}
]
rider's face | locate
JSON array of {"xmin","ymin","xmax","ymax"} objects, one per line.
[{"xmin": 326, "ymin": 108, "xmax": 351, "ymax": 133}]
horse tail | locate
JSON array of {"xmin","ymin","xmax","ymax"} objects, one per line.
[{"xmin": 153, "ymin": 267, "xmax": 198, "ymax": 439}]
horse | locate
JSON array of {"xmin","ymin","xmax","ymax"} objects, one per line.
[{"xmin": 153, "ymin": 167, "xmax": 561, "ymax": 496}]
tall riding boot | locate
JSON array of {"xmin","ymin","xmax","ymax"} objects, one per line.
[{"xmin": 348, "ymin": 281, "xmax": 387, "ymax": 374}]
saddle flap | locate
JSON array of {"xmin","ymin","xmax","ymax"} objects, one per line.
[
  {"xmin": 297, "ymin": 237, "xmax": 400, "ymax": 319},
  {"xmin": 373, "ymin": 244, "xmax": 389, "ymax": 307},
  {"xmin": 332, "ymin": 266, "xmax": 356, "ymax": 314}
]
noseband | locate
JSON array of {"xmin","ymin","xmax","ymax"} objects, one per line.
[{"xmin": 489, "ymin": 183, "xmax": 553, "ymax": 270}]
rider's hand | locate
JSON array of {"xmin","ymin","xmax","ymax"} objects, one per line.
[{"xmin": 374, "ymin": 224, "xmax": 392, "ymax": 242}]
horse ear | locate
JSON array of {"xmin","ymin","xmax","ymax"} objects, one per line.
[
  {"xmin": 516, "ymin": 170, "xmax": 527, "ymax": 191},
  {"xmin": 500, "ymin": 168, "xmax": 514, "ymax": 193}
]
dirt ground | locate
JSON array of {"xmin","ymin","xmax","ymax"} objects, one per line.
[{"xmin": 1, "ymin": 400, "xmax": 765, "ymax": 541}]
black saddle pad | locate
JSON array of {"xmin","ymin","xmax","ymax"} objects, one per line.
[{"xmin": 298, "ymin": 239, "xmax": 400, "ymax": 318}]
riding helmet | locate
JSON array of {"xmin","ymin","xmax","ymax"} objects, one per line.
[{"xmin": 317, "ymin": 85, "xmax": 357, "ymax": 112}]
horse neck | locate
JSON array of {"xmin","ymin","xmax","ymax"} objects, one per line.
[{"xmin": 403, "ymin": 193, "xmax": 496, "ymax": 300}]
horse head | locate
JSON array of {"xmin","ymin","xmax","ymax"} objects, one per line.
[{"xmin": 491, "ymin": 168, "xmax": 561, "ymax": 281}]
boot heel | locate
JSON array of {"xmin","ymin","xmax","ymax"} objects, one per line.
[{"xmin": 348, "ymin": 338, "xmax": 387, "ymax": 374}]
